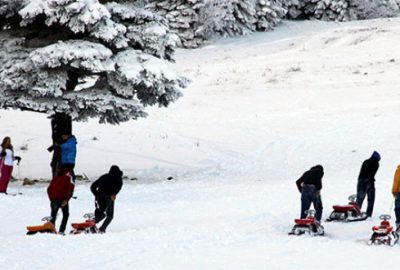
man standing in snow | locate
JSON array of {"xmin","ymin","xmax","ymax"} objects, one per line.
[
  {"xmin": 91, "ymin": 165, "xmax": 123, "ymax": 233},
  {"xmin": 296, "ymin": 165, "xmax": 324, "ymax": 222},
  {"xmin": 356, "ymin": 151, "xmax": 380, "ymax": 218},
  {"xmin": 392, "ymin": 165, "xmax": 400, "ymax": 229},
  {"xmin": 47, "ymin": 169, "xmax": 75, "ymax": 234}
]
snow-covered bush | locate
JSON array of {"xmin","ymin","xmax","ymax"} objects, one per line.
[
  {"xmin": 147, "ymin": 0, "xmax": 286, "ymax": 48},
  {"xmin": 285, "ymin": 0, "xmax": 400, "ymax": 21},
  {"xmin": 0, "ymin": 0, "xmax": 187, "ymax": 124}
]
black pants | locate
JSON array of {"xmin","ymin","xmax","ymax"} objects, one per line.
[
  {"xmin": 50, "ymin": 200, "xmax": 69, "ymax": 233},
  {"xmin": 94, "ymin": 194, "xmax": 114, "ymax": 232},
  {"xmin": 356, "ymin": 178, "xmax": 375, "ymax": 217},
  {"xmin": 301, "ymin": 185, "xmax": 323, "ymax": 222}
]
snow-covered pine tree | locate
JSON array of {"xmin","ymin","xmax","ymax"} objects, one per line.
[
  {"xmin": 147, "ymin": 0, "xmax": 286, "ymax": 48},
  {"xmin": 284, "ymin": 0, "xmax": 399, "ymax": 21},
  {"xmin": 0, "ymin": 0, "xmax": 187, "ymax": 125},
  {"xmin": 146, "ymin": 0, "xmax": 205, "ymax": 48}
]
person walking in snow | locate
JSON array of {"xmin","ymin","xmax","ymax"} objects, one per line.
[
  {"xmin": 90, "ymin": 165, "xmax": 123, "ymax": 233},
  {"xmin": 296, "ymin": 165, "xmax": 324, "ymax": 222},
  {"xmin": 47, "ymin": 168, "xmax": 75, "ymax": 234},
  {"xmin": 392, "ymin": 165, "xmax": 400, "ymax": 229},
  {"xmin": 0, "ymin": 137, "xmax": 21, "ymax": 194},
  {"xmin": 356, "ymin": 151, "xmax": 380, "ymax": 218}
]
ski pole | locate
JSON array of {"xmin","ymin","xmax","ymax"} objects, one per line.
[{"xmin": 17, "ymin": 163, "xmax": 22, "ymax": 195}]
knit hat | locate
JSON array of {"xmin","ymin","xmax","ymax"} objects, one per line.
[{"xmin": 371, "ymin": 151, "xmax": 381, "ymax": 161}]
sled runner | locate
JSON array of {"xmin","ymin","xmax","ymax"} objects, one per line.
[
  {"xmin": 70, "ymin": 213, "xmax": 97, "ymax": 234},
  {"xmin": 368, "ymin": 214, "xmax": 399, "ymax": 246},
  {"xmin": 26, "ymin": 216, "xmax": 57, "ymax": 235},
  {"xmin": 326, "ymin": 194, "xmax": 368, "ymax": 222},
  {"xmin": 289, "ymin": 209, "xmax": 324, "ymax": 236}
]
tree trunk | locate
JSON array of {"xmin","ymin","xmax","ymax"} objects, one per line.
[{"xmin": 50, "ymin": 113, "xmax": 72, "ymax": 177}]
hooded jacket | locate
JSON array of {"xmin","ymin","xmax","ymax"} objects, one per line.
[
  {"xmin": 296, "ymin": 165, "xmax": 324, "ymax": 192},
  {"xmin": 91, "ymin": 165, "xmax": 123, "ymax": 196},
  {"xmin": 358, "ymin": 155, "xmax": 379, "ymax": 181},
  {"xmin": 392, "ymin": 166, "xmax": 400, "ymax": 196}
]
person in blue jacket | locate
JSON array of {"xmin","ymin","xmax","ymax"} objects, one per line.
[{"xmin": 60, "ymin": 134, "xmax": 77, "ymax": 181}]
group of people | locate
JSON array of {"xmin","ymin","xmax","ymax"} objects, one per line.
[
  {"xmin": 48, "ymin": 164, "xmax": 123, "ymax": 234},
  {"xmin": 47, "ymin": 133, "xmax": 124, "ymax": 234},
  {"xmin": 0, "ymin": 135, "xmax": 124, "ymax": 235},
  {"xmin": 296, "ymin": 151, "xmax": 400, "ymax": 229}
]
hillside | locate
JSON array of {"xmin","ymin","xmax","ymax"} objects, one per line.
[{"xmin": 1, "ymin": 18, "xmax": 400, "ymax": 269}]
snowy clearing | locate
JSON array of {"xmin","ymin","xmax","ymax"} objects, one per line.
[{"xmin": 2, "ymin": 18, "xmax": 400, "ymax": 269}]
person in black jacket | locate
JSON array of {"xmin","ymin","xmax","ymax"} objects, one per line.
[
  {"xmin": 356, "ymin": 151, "xmax": 380, "ymax": 217},
  {"xmin": 91, "ymin": 165, "xmax": 123, "ymax": 233},
  {"xmin": 296, "ymin": 165, "xmax": 324, "ymax": 222}
]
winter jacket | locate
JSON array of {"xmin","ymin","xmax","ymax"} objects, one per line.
[
  {"xmin": 91, "ymin": 166, "xmax": 123, "ymax": 197},
  {"xmin": 60, "ymin": 136, "xmax": 77, "ymax": 165},
  {"xmin": 392, "ymin": 166, "xmax": 400, "ymax": 196},
  {"xmin": 358, "ymin": 157, "xmax": 379, "ymax": 181},
  {"xmin": 47, "ymin": 172, "xmax": 75, "ymax": 201},
  {"xmin": 0, "ymin": 147, "xmax": 14, "ymax": 166},
  {"xmin": 296, "ymin": 165, "xmax": 324, "ymax": 193}
]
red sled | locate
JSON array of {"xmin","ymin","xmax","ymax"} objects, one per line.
[
  {"xmin": 368, "ymin": 214, "xmax": 399, "ymax": 246},
  {"xmin": 326, "ymin": 194, "xmax": 368, "ymax": 222},
  {"xmin": 289, "ymin": 210, "xmax": 324, "ymax": 236},
  {"xmin": 70, "ymin": 213, "xmax": 98, "ymax": 234}
]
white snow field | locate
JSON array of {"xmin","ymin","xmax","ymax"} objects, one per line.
[{"xmin": 2, "ymin": 18, "xmax": 400, "ymax": 269}]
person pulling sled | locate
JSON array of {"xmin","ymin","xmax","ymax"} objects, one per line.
[
  {"xmin": 47, "ymin": 168, "xmax": 75, "ymax": 235},
  {"xmin": 90, "ymin": 165, "xmax": 123, "ymax": 233},
  {"xmin": 289, "ymin": 165, "xmax": 324, "ymax": 236},
  {"xmin": 26, "ymin": 168, "xmax": 74, "ymax": 235},
  {"xmin": 356, "ymin": 151, "xmax": 380, "ymax": 218}
]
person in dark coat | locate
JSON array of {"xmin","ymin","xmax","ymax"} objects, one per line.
[
  {"xmin": 47, "ymin": 169, "xmax": 75, "ymax": 234},
  {"xmin": 91, "ymin": 165, "xmax": 123, "ymax": 233},
  {"xmin": 296, "ymin": 165, "xmax": 324, "ymax": 222},
  {"xmin": 356, "ymin": 151, "xmax": 380, "ymax": 217}
]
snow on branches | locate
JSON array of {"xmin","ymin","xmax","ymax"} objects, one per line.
[
  {"xmin": 147, "ymin": 0, "xmax": 286, "ymax": 48},
  {"xmin": 285, "ymin": 0, "xmax": 400, "ymax": 22},
  {"xmin": 0, "ymin": 0, "xmax": 186, "ymax": 124}
]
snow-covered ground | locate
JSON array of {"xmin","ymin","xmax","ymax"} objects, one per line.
[{"xmin": 2, "ymin": 18, "xmax": 400, "ymax": 269}]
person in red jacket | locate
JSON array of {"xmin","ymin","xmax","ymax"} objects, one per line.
[{"xmin": 47, "ymin": 169, "xmax": 75, "ymax": 234}]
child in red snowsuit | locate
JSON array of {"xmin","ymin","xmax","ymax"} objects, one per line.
[{"xmin": 47, "ymin": 169, "xmax": 75, "ymax": 234}]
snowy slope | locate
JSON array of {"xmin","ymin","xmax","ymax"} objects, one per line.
[{"xmin": 2, "ymin": 18, "xmax": 400, "ymax": 269}]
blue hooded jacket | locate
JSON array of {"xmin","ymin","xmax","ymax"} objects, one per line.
[{"xmin": 60, "ymin": 135, "xmax": 77, "ymax": 165}]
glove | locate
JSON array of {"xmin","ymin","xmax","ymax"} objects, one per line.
[
  {"xmin": 14, "ymin": 156, "xmax": 21, "ymax": 163},
  {"xmin": 0, "ymin": 151, "xmax": 6, "ymax": 158},
  {"xmin": 111, "ymin": 195, "xmax": 116, "ymax": 201},
  {"xmin": 61, "ymin": 200, "xmax": 68, "ymax": 207}
]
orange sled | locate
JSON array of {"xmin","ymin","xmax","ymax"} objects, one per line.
[{"xmin": 26, "ymin": 217, "xmax": 57, "ymax": 235}]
